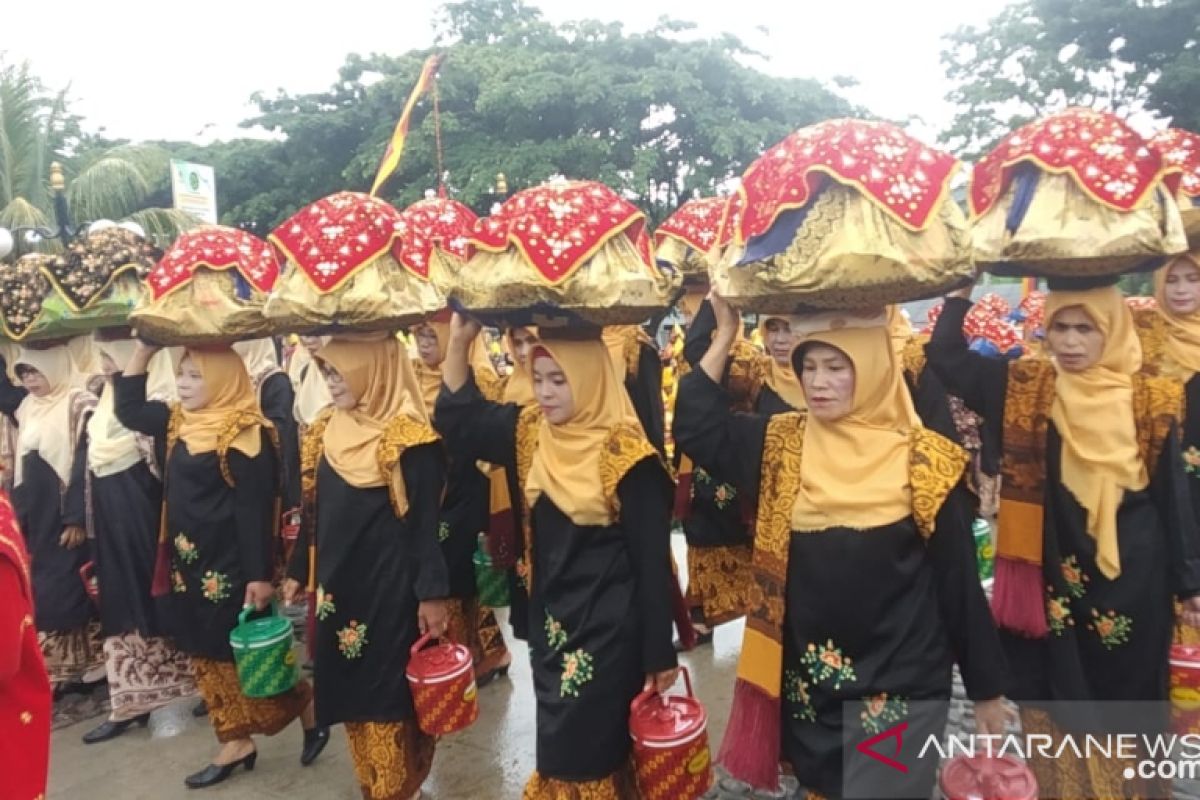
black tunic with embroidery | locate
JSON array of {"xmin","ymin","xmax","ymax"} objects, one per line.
[
  {"xmin": 435, "ymin": 372, "xmax": 677, "ymax": 782},
  {"xmin": 674, "ymin": 368, "xmax": 1008, "ymax": 799},
  {"xmin": 0, "ymin": 379, "xmax": 93, "ymax": 633},
  {"xmin": 286, "ymin": 450, "xmax": 447, "ymax": 726},
  {"xmin": 114, "ymin": 373, "xmax": 277, "ymax": 661},
  {"xmin": 625, "ymin": 337, "xmax": 667, "ymax": 457},
  {"xmin": 259, "ymin": 372, "xmax": 301, "ymax": 512},
  {"xmin": 927, "ymin": 297, "xmax": 1200, "ymax": 728}
]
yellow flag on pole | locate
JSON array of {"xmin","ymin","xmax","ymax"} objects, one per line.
[{"xmin": 369, "ymin": 54, "xmax": 441, "ymax": 197}]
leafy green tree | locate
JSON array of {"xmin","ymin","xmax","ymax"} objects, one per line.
[{"xmin": 940, "ymin": 0, "xmax": 1200, "ymax": 159}]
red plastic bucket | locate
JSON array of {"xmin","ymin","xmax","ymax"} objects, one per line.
[
  {"xmin": 939, "ymin": 755, "xmax": 1037, "ymax": 800},
  {"xmin": 405, "ymin": 633, "xmax": 478, "ymax": 735},
  {"xmin": 629, "ymin": 666, "xmax": 712, "ymax": 800},
  {"xmin": 1171, "ymin": 644, "xmax": 1200, "ymax": 735}
]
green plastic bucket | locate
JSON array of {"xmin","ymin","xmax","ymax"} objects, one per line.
[
  {"xmin": 973, "ymin": 518, "xmax": 995, "ymax": 583},
  {"xmin": 229, "ymin": 602, "xmax": 299, "ymax": 698},
  {"xmin": 473, "ymin": 537, "xmax": 510, "ymax": 608}
]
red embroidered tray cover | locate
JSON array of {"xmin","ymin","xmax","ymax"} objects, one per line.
[
  {"xmin": 149, "ymin": 226, "xmax": 279, "ymax": 300},
  {"xmin": 393, "ymin": 197, "xmax": 479, "ymax": 277}
]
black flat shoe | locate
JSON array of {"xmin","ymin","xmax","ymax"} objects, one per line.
[
  {"xmin": 475, "ymin": 663, "xmax": 511, "ymax": 689},
  {"xmin": 184, "ymin": 751, "xmax": 256, "ymax": 789},
  {"xmin": 300, "ymin": 726, "xmax": 330, "ymax": 766},
  {"xmin": 192, "ymin": 699, "xmax": 209, "ymax": 718},
  {"xmin": 673, "ymin": 629, "xmax": 714, "ymax": 652},
  {"xmin": 82, "ymin": 714, "xmax": 149, "ymax": 744}
]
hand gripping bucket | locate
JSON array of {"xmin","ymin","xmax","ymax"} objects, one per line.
[
  {"xmin": 406, "ymin": 633, "xmax": 479, "ymax": 735},
  {"xmin": 1170, "ymin": 644, "xmax": 1200, "ymax": 734},
  {"xmin": 473, "ymin": 534, "xmax": 510, "ymax": 608},
  {"xmin": 629, "ymin": 666, "xmax": 712, "ymax": 800},
  {"xmin": 228, "ymin": 602, "xmax": 300, "ymax": 698},
  {"xmin": 939, "ymin": 755, "xmax": 1037, "ymax": 800}
]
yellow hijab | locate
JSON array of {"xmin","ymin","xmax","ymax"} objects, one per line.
[
  {"xmin": 502, "ymin": 326, "xmax": 538, "ymax": 406},
  {"xmin": 524, "ymin": 336, "xmax": 646, "ymax": 526},
  {"xmin": 789, "ymin": 326, "xmax": 918, "ymax": 531},
  {"xmin": 1045, "ymin": 287, "xmax": 1148, "ymax": 579},
  {"xmin": 13, "ymin": 346, "xmax": 80, "ymax": 486},
  {"xmin": 1154, "ymin": 251, "xmax": 1200, "ymax": 380},
  {"xmin": 411, "ymin": 318, "xmax": 451, "ymax": 414},
  {"xmin": 316, "ymin": 335, "xmax": 431, "ymax": 515},
  {"xmin": 887, "ymin": 305, "xmax": 914, "ymax": 358},
  {"xmin": 88, "ymin": 339, "xmax": 175, "ymax": 478},
  {"xmin": 759, "ymin": 315, "xmax": 807, "ymax": 410},
  {"xmin": 287, "ymin": 339, "xmax": 333, "ymax": 425},
  {"xmin": 177, "ymin": 348, "xmax": 266, "ymax": 458}
]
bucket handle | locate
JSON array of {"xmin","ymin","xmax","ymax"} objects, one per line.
[
  {"xmin": 238, "ymin": 599, "xmax": 279, "ymax": 627},
  {"xmin": 409, "ymin": 631, "xmax": 459, "ymax": 658},
  {"xmin": 630, "ymin": 665, "xmax": 692, "ymax": 713}
]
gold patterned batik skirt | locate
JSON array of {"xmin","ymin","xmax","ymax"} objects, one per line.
[
  {"xmin": 685, "ymin": 544, "xmax": 755, "ymax": 627},
  {"xmin": 39, "ymin": 620, "xmax": 104, "ymax": 685},
  {"xmin": 522, "ymin": 762, "xmax": 639, "ymax": 800},
  {"xmin": 446, "ymin": 597, "xmax": 509, "ymax": 674},
  {"xmin": 103, "ymin": 633, "xmax": 197, "ymax": 722},
  {"xmin": 344, "ymin": 720, "xmax": 435, "ymax": 800},
  {"xmin": 1020, "ymin": 708, "xmax": 1161, "ymax": 800},
  {"xmin": 191, "ymin": 657, "xmax": 311, "ymax": 743}
]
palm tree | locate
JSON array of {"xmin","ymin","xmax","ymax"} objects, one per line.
[{"xmin": 0, "ymin": 58, "xmax": 197, "ymax": 261}]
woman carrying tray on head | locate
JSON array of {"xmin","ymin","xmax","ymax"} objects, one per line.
[
  {"xmin": 926, "ymin": 277, "xmax": 1200, "ymax": 798},
  {"xmin": 674, "ymin": 292, "xmax": 1010, "ymax": 798},
  {"xmin": 282, "ymin": 334, "xmax": 450, "ymax": 800},
  {"xmin": 0, "ymin": 344, "xmax": 105, "ymax": 696},
  {"xmin": 115, "ymin": 342, "xmax": 326, "ymax": 789},
  {"xmin": 437, "ymin": 313, "xmax": 678, "ymax": 798},
  {"xmin": 78, "ymin": 338, "xmax": 196, "ymax": 745},
  {"xmin": 411, "ymin": 314, "xmax": 513, "ymax": 685}
]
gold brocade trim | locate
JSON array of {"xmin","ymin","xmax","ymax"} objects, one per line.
[
  {"xmin": 376, "ymin": 415, "xmax": 441, "ymax": 518},
  {"xmin": 901, "ymin": 335, "xmax": 929, "ymax": 387},
  {"xmin": 300, "ymin": 409, "xmax": 333, "ymax": 499},
  {"xmin": 1132, "ymin": 308, "xmax": 1181, "ymax": 379},
  {"xmin": 727, "ymin": 339, "xmax": 768, "ymax": 411},
  {"xmin": 909, "ymin": 428, "xmax": 969, "ymax": 539},
  {"xmin": 215, "ymin": 411, "xmax": 278, "ymax": 487},
  {"xmin": 599, "ymin": 423, "xmax": 663, "ymax": 519},
  {"xmin": 477, "ymin": 367, "xmax": 504, "ymax": 403},
  {"xmin": 1133, "ymin": 373, "xmax": 1184, "ymax": 474},
  {"xmin": 344, "ymin": 720, "xmax": 435, "ymax": 800},
  {"xmin": 751, "ymin": 413, "xmax": 807, "ymax": 636},
  {"xmin": 516, "ymin": 405, "xmax": 543, "ymax": 579},
  {"xmin": 1020, "ymin": 708, "xmax": 1153, "ymax": 799}
]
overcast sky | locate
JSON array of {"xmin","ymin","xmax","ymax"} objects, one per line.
[{"xmin": 2, "ymin": 0, "xmax": 1012, "ymax": 146}]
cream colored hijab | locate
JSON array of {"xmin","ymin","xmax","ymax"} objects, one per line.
[
  {"xmin": 1046, "ymin": 287, "xmax": 1147, "ymax": 579},
  {"xmin": 317, "ymin": 335, "xmax": 432, "ymax": 515},
  {"xmin": 789, "ymin": 326, "xmax": 919, "ymax": 531},
  {"xmin": 1154, "ymin": 251, "xmax": 1200, "ymax": 381},
  {"xmin": 87, "ymin": 339, "xmax": 175, "ymax": 478},
  {"xmin": 287, "ymin": 339, "xmax": 333, "ymax": 425},
  {"xmin": 524, "ymin": 336, "xmax": 647, "ymax": 526},
  {"xmin": 14, "ymin": 346, "xmax": 80, "ymax": 486}
]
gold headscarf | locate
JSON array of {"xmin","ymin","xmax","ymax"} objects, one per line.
[
  {"xmin": 502, "ymin": 326, "xmax": 538, "ymax": 406},
  {"xmin": 524, "ymin": 336, "xmax": 646, "ymax": 526},
  {"xmin": 317, "ymin": 335, "xmax": 431, "ymax": 515},
  {"xmin": 788, "ymin": 326, "xmax": 918, "ymax": 531},
  {"xmin": 759, "ymin": 315, "xmax": 806, "ymax": 410},
  {"xmin": 88, "ymin": 339, "xmax": 176, "ymax": 478},
  {"xmin": 1154, "ymin": 251, "xmax": 1200, "ymax": 380},
  {"xmin": 411, "ymin": 318, "xmax": 496, "ymax": 414},
  {"xmin": 886, "ymin": 305, "xmax": 914, "ymax": 358},
  {"xmin": 13, "ymin": 346, "xmax": 79, "ymax": 486},
  {"xmin": 177, "ymin": 348, "xmax": 267, "ymax": 458},
  {"xmin": 601, "ymin": 325, "xmax": 655, "ymax": 382},
  {"xmin": 1045, "ymin": 286, "xmax": 1147, "ymax": 579},
  {"xmin": 287, "ymin": 339, "xmax": 333, "ymax": 426}
]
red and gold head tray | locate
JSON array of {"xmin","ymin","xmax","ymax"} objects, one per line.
[
  {"xmin": 269, "ymin": 192, "xmax": 408, "ymax": 292},
  {"xmin": 149, "ymin": 226, "xmax": 279, "ymax": 300},
  {"xmin": 735, "ymin": 118, "xmax": 958, "ymax": 242},
  {"xmin": 970, "ymin": 107, "xmax": 1176, "ymax": 217},
  {"xmin": 655, "ymin": 197, "xmax": 728, "ymax": 253},
  {"xmin": 1155, "ymin": 128, "xmax": 1200, "ymax": 201},
  {"xmin": 470, "ymin": 180, "xmax": 652, "ymax": 285},
  {"xmin": 393, "ymin": 196, "xmax": 479, "ymax": 277}
]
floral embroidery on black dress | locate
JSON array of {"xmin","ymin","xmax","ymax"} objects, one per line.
[
  {"xmin": 802, "ymin": 640, "xmax": 857, "ymax": 690},
  {"xmin": 316, "ymin": 586, "xmax": 336, "ymax": 621},
  {"xmin": 1046, "ymin": 593, "xmax": 1074, "ymax": 636},
  {"xmin": 784, "ymin": 669, "xmax": 816, "ymax": 722},
  {"xmin": 861, "ymin": 693, "xmax": 908, "ymax": 736},
  {"xmin": 337, "ymin": 620, "xmax": 368, "ymax": 659},
  {"xmin": 200, "ymin": 571, "xmax": 230, "ymax": 602},
  {"xmin": 1183, "ymin": 446, "xmax": 1200, "ymax": 476},
  {"xmin": 695, "ymin": 467, "xmax": 737, "ymax": 510},
  {"xmin": 545, "ymin": 612, "xmax": 567, "ymax": 650},
  {"xmin": 560, "ymin": 649, "xmax": 595, "ymax": 697},
  {"xmin": 1088, "ymin": 608, "xmax": 1132, "ymax": 649},
  {"xmin": 171, "ymin": 569, "xmax": 187, "ymax": 594},
  {"xmin": 1060, "ymin": 556, "xmax": 1089, "ymax": 599},
  {"xmin": 174, "ymin": 533, "xmax": 199, "ymax": 564}
]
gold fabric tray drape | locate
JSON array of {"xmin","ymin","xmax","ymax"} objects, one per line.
[{"xmin": 131, "ymin": 269, "xmax": 273, "ymax": 345}]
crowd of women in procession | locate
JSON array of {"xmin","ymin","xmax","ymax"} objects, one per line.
[{"xmin": 5, "ymin": 245, "xmax": 1200, "ymax": 800}]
